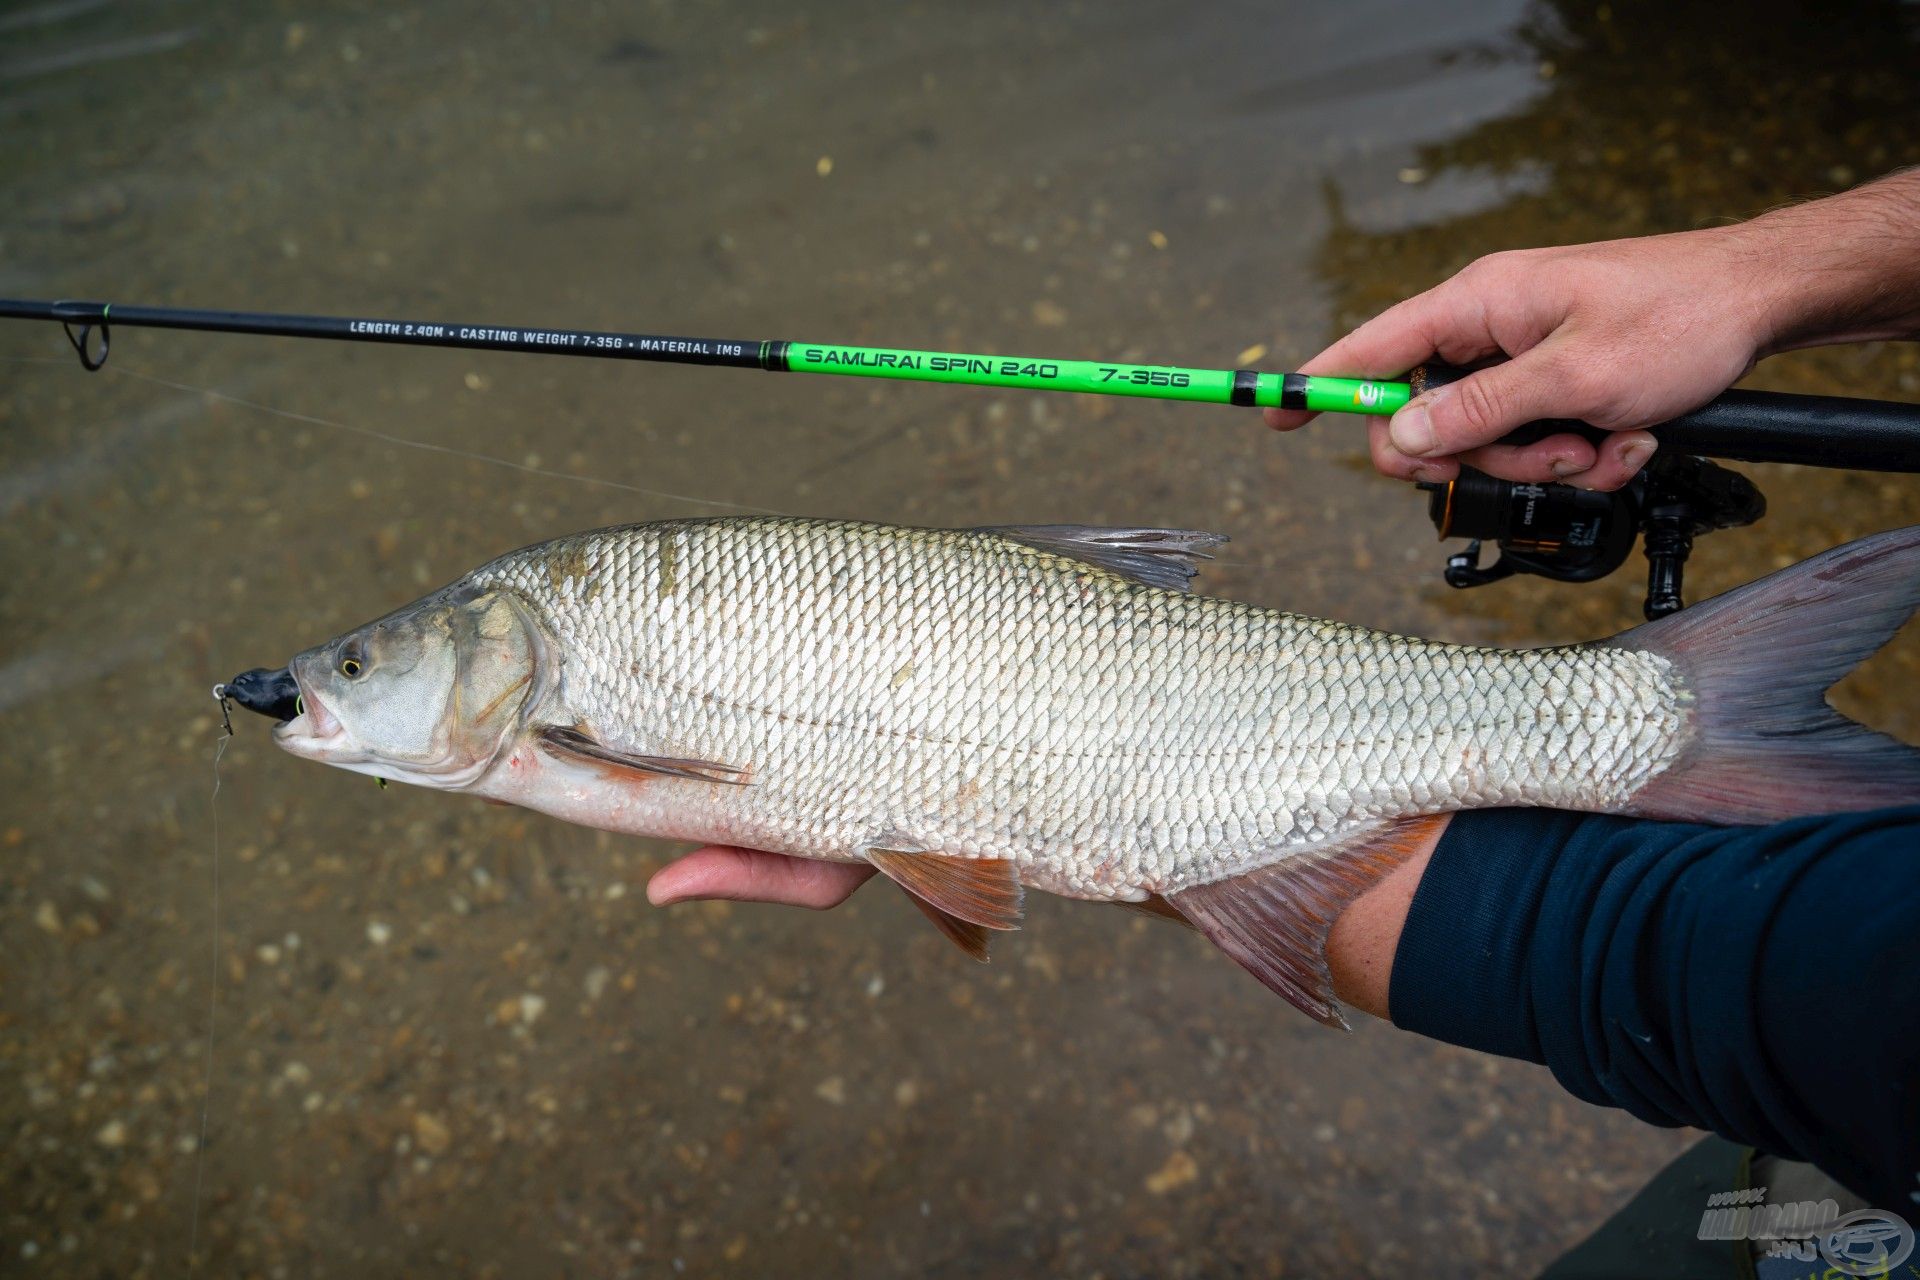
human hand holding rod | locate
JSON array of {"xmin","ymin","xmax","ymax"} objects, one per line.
[{"xmin": 1265, "ymin": 166, "xmax": 1920, "ymax": 491}]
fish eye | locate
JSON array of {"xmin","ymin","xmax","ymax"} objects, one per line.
[{"xmin": 341, "ymin": 657, "xmax": 363, "ymax": 678}]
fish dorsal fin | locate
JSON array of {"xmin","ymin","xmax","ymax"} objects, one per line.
[
  {"xmin": 537, "ymin": 724, "xmax": 747, "ymax": 785},
  {"xmin": 1167, "ymin": 814, "xmax": 1445, "ymax": 1030},
  {"xmin": 867, "ymin": 846, "xmax": 1024, "ymax": 960},
  {"xmin": 985, "ymin": 525, "xmax": 1227, "ymax": 592}
]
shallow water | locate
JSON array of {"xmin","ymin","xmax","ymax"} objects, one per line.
[{"xmin": 3, "ymin": 1, "xmax": 1917, "ymax": 1275}]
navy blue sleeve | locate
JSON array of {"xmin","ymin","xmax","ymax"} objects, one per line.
[{"xmin": 1390, "ymin": 805, "xmax": 1920, "ymax": 1210}]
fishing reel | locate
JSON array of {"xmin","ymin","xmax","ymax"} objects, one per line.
[{"xmin": 1417, "ymin": 452, "xmax": 1765, "ymax": 619}]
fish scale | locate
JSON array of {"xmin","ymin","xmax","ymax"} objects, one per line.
[{"xmin": 465, "ymin": 517, "xmax": 1685, "ymax": 898}]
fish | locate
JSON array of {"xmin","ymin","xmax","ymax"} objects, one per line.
[{"xmin": 264, "ymin": 518, "xmax": 1920, "ymax": 1026}]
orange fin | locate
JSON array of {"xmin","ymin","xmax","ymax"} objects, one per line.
[
  {"xmin": 1167, "ymin": 814, "xmax": 1444, "ymax": 1030},
  {"xmin": 1115, "ymin": 894, "xmax": 1194, "ymax": 929},
  {"xmin": 899, "ymin": 895, "xmax": 994, "ymax": 962},
  {"xmin": 867, "ymin": 847, "xmax": 1024, "ymax": 948},
  {"xmin": 537, "ymin": 724, "xmax": 746, "ymax": 785}
]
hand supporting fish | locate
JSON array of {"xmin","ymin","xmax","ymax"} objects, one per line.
[{"xmin": 227, "ymin": 518, "xmax": 1920, "ymax": 1027}]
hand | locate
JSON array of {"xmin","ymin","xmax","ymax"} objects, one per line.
[
  {"xmin": 1265, "ymin": 228, "xmax": 1771, "ymax": 491},
  {"xmin": 1265, "ymin": 169, "xmax": 1920, "ymax": 492},
  {"xmin": 648, "ymin": 845, "xmax": 875, "ymax": 910}
]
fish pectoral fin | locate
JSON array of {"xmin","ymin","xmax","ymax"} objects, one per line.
[
  {"xmin": 536, "ymin": 725, "xmax": 747, "ymax": 786},
  {"xmin": 1167, "ymin": 814, "xmax": 1446, "ymax": 1031},
  {"xmin": 983, "ymin": 525, "xmax": 1226, "ymax": 592},
  {"xmin": 867, "ymin": 846, "xmax": 1024, "ymax": 960}
]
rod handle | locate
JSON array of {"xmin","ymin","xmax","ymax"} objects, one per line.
[{"xmin": 1407, "ymin": 362, "xmax": 1920, "ymax": 473}]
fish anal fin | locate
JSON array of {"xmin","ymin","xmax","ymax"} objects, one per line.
[
  {"xmin": 867, "ymin": 847, "xmax": 1024, "ymax": 936},
  {"xmin": 984, "ymin": 525, "xmax": 1226, "ymax": 592},
  {"xmin": 536, "ymin": 724, "xmax": 747, "ymax": 785},
  {"xmin": 1168, "ymin": 814, "xmax": 1445, "ymax": 1030}
]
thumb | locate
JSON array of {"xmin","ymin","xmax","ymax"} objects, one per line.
[{"xmin": 1389, "ymin": 352, "xmax": 1576, "ymax": 458}]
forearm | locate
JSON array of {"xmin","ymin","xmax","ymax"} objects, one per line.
[
  {"xmin": 1734, "ymin": 166, "xmax": 1920, "ymax": 351},
  {"xmin": 1325, "ymin": 819, "xmax": 1442, "ymax": 1017},
  {"xmin": 1377, "ymin": 805, "xmax": 1920, "ymax": 1209}
]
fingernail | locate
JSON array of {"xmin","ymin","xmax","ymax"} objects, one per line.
[
  {"xmin": 1390, "ymin": 400, "xmax": 1438, "ymax": 457},
  {"xmin": 1620, "ymin": 437, "xmax": 1658, "ymax": 472},
  {"xmin": 1550, "ymin": 458, "xmax": 1584, "ymax": 479},
  {"xmin": 1411, "ymin": 465, "xmax": 1448, "ymax": 484}
]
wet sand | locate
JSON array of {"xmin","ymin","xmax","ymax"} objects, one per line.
[{"xmin": 3, "ymin": 1, "xmax": 1917, "ymax": 1274}]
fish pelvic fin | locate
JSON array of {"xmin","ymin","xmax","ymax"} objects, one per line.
[
  {"xmin": 867, "ymin": 844, "xmax": 1023, "ymax": 962},
  {"xmin": 536, "ymin": 724, "xmax": 748, "ymax": 785},
  {"xmin": 1168, "ymin": 815, "xmax": 1445, "ymax": 1030},
  {"xmin": 1611, "ymin": 524, "xmax": 1920, "ymax": 823},
  {"xmin": 983, "ymin": 525, "xmax": 1227, "ymax": 592},
  {"xmin": 900, "ymin": 895, "xmax": 995, "ymax": 962},
  {"xmin": 1114, "ymin": 893, "xmax": 1195, "ymax": 928}
]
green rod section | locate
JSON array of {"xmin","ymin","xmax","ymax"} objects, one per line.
[
  {"xmin": 0, "ymin": 298, "xmax": 1417, "ymax": 414},
  {"xmin": 780, "ymin": 341, "xmax": 1411, "ymax": 415}
]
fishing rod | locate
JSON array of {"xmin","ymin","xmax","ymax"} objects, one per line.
[
  {"xmin": 6, "ymin": 296, "xmax": 1919, "ymax": 466},
  {"xmin": 6, "ymin": 295, "xmax": 1920, "ymax": 617},
  {"xmin": 0, "ymin": 296, "xmax": 1408, "ymax": 417}
]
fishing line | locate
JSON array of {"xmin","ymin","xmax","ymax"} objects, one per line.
[
  {"xmin": 189, "ymin": 700, "xmax": 231, "ymax": 1277},
  {"xmin": 0, "ymin": 354, "xmax": 783, "ymax": 515}
]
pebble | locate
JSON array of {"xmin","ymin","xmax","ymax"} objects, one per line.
[
  {"xmin": 814, "ymin": 1076, "xmax": 847, "ymax": 1106},
  {"xmin": 1031, "ymin": 299, "xmax": 1068, "ymax": 327},
  {"xmin": 413, "ymin": 1111, "xmax": 452, "ymax": 1156},
  {"xmin": 94, "ymin": 1119, "xmax": 128, "ymax": 1148},
  {"xmin": 1145, "ymin": 1150, "xmax": 1199, "ymax": 1194},
  {"xmin": 366, "ymin": 920, "xmax": 393, "ymax": 946}
]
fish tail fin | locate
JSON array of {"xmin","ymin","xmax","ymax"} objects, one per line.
[{"xmin": 1612, "ymin": 524, "xmax": 1920, "ymax": 824}]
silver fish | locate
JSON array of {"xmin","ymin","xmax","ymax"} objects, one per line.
[{"xmin": 270, "ymin": 519, "xmax": 1920, "ymax": 1025}]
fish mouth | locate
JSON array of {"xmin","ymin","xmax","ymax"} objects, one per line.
[{"xmin": 271, "ymin": 676, "xmax": 343, "ymax": 755}]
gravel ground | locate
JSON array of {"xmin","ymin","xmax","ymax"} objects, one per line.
[{"xmin": 2, "ymin": 0, "xmax": 1916, "ymax": 1275}]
